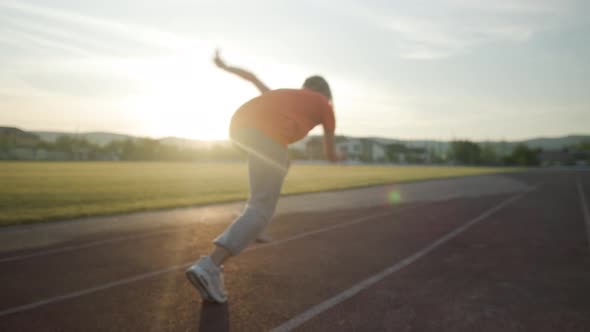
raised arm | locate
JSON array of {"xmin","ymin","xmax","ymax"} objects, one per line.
[
  {"xmin": 321, "ymin": 104, "xmax": 340, "ymax": 163},
  {"xmin": 213, "ymin": 49, "xmax": 270, "ymax": 94}
]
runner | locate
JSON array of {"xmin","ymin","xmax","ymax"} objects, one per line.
[{"xmin": 186, "ymin": 50, "xmax": 339, "ymax": 303}]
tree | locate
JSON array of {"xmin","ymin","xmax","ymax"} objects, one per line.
[
  {"xmin": 576, "ymin": 140, "xmax": 590, "ymax": 151},
  {"xmin": 504, "ymin": 144, "xmax": 540, "ymax": 166},
  {"xmin": 450, "ymin": 140, "xmax": 481, "ymax": 165},
  {"xmin": 480, "ymin": 144, "xmax": 499, "ymax": 165},
  {"xmin": 0, "ymin": 137, "xmax": 9, "ymax": 150}
]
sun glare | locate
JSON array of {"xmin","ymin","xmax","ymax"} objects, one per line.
[
  {"xmin": 120, "ymin": 53, "xmax": 254, "ymax": 140},
  {"xmin": 115, "ymin": 48, "xmax": 311, "ymax": 141}
]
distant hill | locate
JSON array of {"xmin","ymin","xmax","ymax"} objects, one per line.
[
  {"xmin": 13, "ymin": 128, "xmax": 590, "ymax": 152},
  {"xmin": 0, "ymin": 127, "xmax": 39, "ymax": 139},
  {"xmin": 34, "ymin": 131, "xmax": 135, "ymax": 146},
  {"xmin": 473, "ymin": 135, "xmax": 590, "ymax": 155},
  {"xmin": 517, "ymin": 135, "xmax": 590, "ymax": 150}
]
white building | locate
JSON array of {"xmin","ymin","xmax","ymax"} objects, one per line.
[
  {"xmin": 371, "ymin": 143, "xmax": 387, "ymax": 162},
  {"xmin": 336, "ymin": 139, "xmax": 388, "ymax": 163},
  {"xmin": 336, "ymin": 139, "xmax": 363, "ymax": 161}
]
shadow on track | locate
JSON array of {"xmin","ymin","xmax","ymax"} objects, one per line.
[{"xmin": 199, "ymin": 301, "xmax": 229, "ymax": 332}]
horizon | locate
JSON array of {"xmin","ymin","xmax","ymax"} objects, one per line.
[
  {"xmin": 1, "ymin": 1, "xmax": 589, "ymax": 141},
  {"xmin": 8, "ymin": 125, "xmax": 590, "ymax": 144}
]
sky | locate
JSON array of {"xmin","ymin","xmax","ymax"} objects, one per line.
[{"xmin": 1, "ymin": 0, "xmax": 589, "ymax": 141}]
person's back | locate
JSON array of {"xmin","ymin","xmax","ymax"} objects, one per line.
[{"xmin": 231, "ymin": 88, "xmax": 335, "ymax": 146}]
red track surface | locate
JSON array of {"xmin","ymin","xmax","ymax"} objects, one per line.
[{"xmin": 0, "ymin": 171, "xmax": 589, "ymax": 331}]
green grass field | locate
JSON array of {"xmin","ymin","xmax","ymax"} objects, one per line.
[{"xmin": 0, "ymin": 162, "xmax": 520, "ymax": 226}]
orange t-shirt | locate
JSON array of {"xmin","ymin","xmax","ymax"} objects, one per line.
[{"xmin": 230, "ymin": 89, "xmax": 335, "ymax": 146}]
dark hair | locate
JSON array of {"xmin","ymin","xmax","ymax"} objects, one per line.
[{"xmin": 302, "ymin": 75, "xmax": 332, "ymax": 101}]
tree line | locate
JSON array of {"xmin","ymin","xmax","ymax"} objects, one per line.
[
  {"xmin": 449, "ymin": 140, "xmax": 541, "ymax": 166},
  {"xmin": 1, "ymin": 135, "xmax": 245, "ymax": 161},
  {"xmin": 3, "ymin": 134, "xmax": 589, "ymax": 165}
]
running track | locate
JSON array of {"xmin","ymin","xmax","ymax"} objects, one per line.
[{"xmin": 0, "ymin": 170, "xmax": 589, "ymax": 331}]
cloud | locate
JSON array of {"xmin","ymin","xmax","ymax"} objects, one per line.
[
  {"xmin": 1, "ymin": 26, "xmax": 96, "ymax": 57},
  {"xmin": 19, "ymin": 71, "xmax": 143, "ymax": 99},
  {"xmin": 343, "ymin": 0, "xmax": 578, "ymax": 59},
  {"xmin": 446, "ymin": 0, "xmax": 567, "ymax": 14},
  {"xmin": 0, "ymin": 1, "xmax": 193, "ymax": 58},
  {"xmin": 0, "ymin": 2, "xmax": 218, "ymax": 99},
  {"xmin": 2, "ymin": 16, "xmax": 127, "ymax": 57}
]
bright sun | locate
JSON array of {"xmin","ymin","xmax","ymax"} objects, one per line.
[
  {"xmin": 122, "ymin": 54, "xmax": 254, "ymax": 140},
  {"xmin": 119, "ymin": 49, "xmax": 306, "ymax": 140}
]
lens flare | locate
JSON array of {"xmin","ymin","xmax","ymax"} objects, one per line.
[{"xmin": 388, "ymin": 190, "xmax": 402, "ymax": 204}]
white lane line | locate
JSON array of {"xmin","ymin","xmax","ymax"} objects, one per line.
[
  {"xmin": 576, "ymin": 179, "xmax": 590, "ymax": 247},
  {"xmin": 0, "ymin": 228, "xmax": 188, "ymax": 264},
  {"xmin": 0, "ymin": 203, "xmax": 420, "ymax": 264},
  {"xmin": 271, "ymin": 189, "xmax": 534, "ymax": 332},
  {"xmin": 0, "ymin": 204, "xmax": 423, "ymax": 318},
  {"xmin": 247, "ymin": 209, "xmax": 407, "ymax": 252},
  {"xmin": 0, "ymin": 264, "xmax": 188, "ymax": 317}
]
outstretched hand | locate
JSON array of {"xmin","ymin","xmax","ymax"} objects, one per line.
[
  {"xmin": 211, "ymin": 48, "xmax": 270, "ymax": 94},
  {"xmin": 213, "ymin": 49, "xmax": 227, "ymax": 69}
]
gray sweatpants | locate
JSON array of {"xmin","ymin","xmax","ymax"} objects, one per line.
[{"xmin": 214, "ymin": 128, "xmax": 289, "ymax": 255}]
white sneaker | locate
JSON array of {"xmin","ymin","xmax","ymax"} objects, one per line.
[
  {"xmin": 186, "ymin": 256, "xmax": 228, "ymax": 303},
  {"xmin": 256, "ymin": 231, "xmax": 273, "ymax": 243}
]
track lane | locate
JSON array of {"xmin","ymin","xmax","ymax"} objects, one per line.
[
  {"xmin": 294, "ymin": 173, "xmax": 590, "ymax": 331},
  {"xmin": 2, "ymin": 171, "xmax": 585, "ymax": 332},
  {"xmin": 0, "ymin": 204, "xmax": 425, "ymax": 315},
  {"xmin": 0, "ymin": 195, "xmax": 506, "ymax": 331}
]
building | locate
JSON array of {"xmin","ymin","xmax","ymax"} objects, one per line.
[
  {"xmin": 385, "ymin": 143, "xmax": 429, "ymax": 164},
  {"xmin": 301, "ymin": 137, "xmax": 390, "ymax": 163},
  {"xmin": 336, "ymin": 139, "xmax": 362, "ymax": 161},
  {"xmin": 366, "ymin": 140, "xmax": 387, "ymax": 162},
  {"xmin": 335, "ymin": 138, "xmax": 387, "ymax": 163}
]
